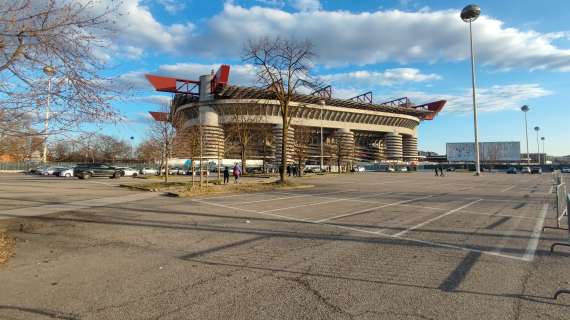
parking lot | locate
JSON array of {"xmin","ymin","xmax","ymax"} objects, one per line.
[{"xmin": 0, "ymin": 172, "xmax": 569, "ymax": 319}]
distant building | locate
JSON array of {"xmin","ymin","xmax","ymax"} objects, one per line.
[{"xmin": 447, "ymin": 142, "xmax": 520, "ymax": 162}]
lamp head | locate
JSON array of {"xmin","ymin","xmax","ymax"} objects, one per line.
[
  {"xmin": 520, "ymin": 105, "xmax": 529, "ymax": 112},
  {"xmin": 541, "ymin": 137, "xmax": 545, "ymax": 141},
  {"xmin": 534, "ymin": 126, "xmax": 540, "ymax": 131},
  {"xmin": 461, "ymin": 4, "xmax": 481, "ymax": 22}
]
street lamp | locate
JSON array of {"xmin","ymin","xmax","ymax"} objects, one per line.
[
  {"xmin": 42, "ymin": 65, "xmax": 56, "ymax": 163},
  {"xmin": 130, "ymin": 136, "xmax": 134, "ymax": 159},
  {"xmin": 319, "ymin": 100, "xmax": 325, "ymax": 171},
  {"xmin": 541, "ymin": 136, "xmax": 546, "ymax": 164},
  {"xmin": 534, "ymin": 126, "xmax": 540, "ymax": 165},
  {"xmin": 461, "ymin": 4, "xmax": 482, "ymax": 176},
  {"xmin": 520, "ymin": 105, "xmax": 530, "ymax": 165}
]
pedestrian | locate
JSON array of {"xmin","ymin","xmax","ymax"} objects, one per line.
[
  {"xmin": 233, "ymin": 163, "xmax": 241, "ymax": 184},
  {"xmin": 434, "ymin": 167, "xmax": 439, "ymax": 176},
  {"xmin": 439, "ymin": 166, "xmax": 445, "ymax": 177},
  {"xmin": 287, "ymin": 165, "xmax": 291, "ymax": 176},
  {"xmin": 223, "ymin": 167, "xmax": 229, "ymax": 184}
]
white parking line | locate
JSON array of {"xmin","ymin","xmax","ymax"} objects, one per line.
[
  {"xmin": 501, "ymin": 185, "xmax": 516, "ymax": 193},
  {"xmin": 193, "ymin": 196, "xmax": 530, "ymax": 262},
  {"xmin": 522, "ymin": 203, "xmax": 549, "ymax": 262},
  {"xmin": 314, "ymin": 194, "xmax": 437, "ymax": 223},
  {"xmin": 393, "ymin": 199, "xmax": 483, "ymax": 237},
  {"xmin": 259, "ymin": 193, "xmax": 393, "ymax": 214}
]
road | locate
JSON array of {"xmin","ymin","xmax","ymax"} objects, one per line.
[{"xmin": 0, "ymin": 172, "xmax": 569, "ymax": 319}]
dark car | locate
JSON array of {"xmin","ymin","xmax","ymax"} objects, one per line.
[
  {"xmin": 75, "ymin": 163, "xmax": 121, "ymax": 179},
  {"xmin": 446, "ymin": 167, "xmax": 456, "ymax": 172},
  {"xmin": 506, "ymin": 167, "xmax": 517, "ymax": 174}
]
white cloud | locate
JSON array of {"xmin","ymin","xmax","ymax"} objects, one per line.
[
  {"xmin": 320, "ymin": 68, "xmax": 441, "ymax": 86},
  {"xmin": 291, "ymin": 0, "xmax": 321, "ymax": 12},
  {"xmin": 132, "ymin": 95, "xmax": 172, "ymax": 105},
  {"xmin": 157, "ymin": 63, "xmax": 258, "ymax": 86},
  {"xmin": 195, "ymin": 4, "xmax": 570, "ymax": 71},
  {"xmin": 392, "ymin": 84, "xmax": 552, "ymax": 114},
  {"xmin": 156, "ymin": 0, "xmax": 186, "ymax": 14}
]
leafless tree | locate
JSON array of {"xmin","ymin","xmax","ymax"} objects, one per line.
[
  {"xmin": 293, "ymin": 126, "xmax": 313, "ymax": 176},
  {"xmin": 243, "ymin": 37, "xmax": 316, "ymax": 183},
  {"xmin": 220, "ymin": 103, "xmax": 266, "ymax": 174},
  {"xmin": 0, "ymin": 0, "xmax": 121, "ymax": 139},
  {"xmin": 148, "ymin": 104, "xmax": 178, "ymax": 183}
]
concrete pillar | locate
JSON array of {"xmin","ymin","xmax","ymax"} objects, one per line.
[
  {"xmin": 198, "ymin": 106, "xmax": 224, "ymax": 159},
  {"xmin": 336, "ymin": 128, "xmax": 354, "ymax": 168},
  {"xmin": 369, "ymin": 140, "xmax": 385, "ymax": 161},
  {"xmin": 402, "ymin": 135, "xmax": 418, "ymax": 161},
  {"xmin": 273, "ymin": 124, "xmax": 295, "ymax": 167},
  {"xmin": 384, "ymin": 132, "xmax": 403, "ymax": 161},
  {"xmin": 199, "ymin": 75, "xmax": 212, "ymax": 102}
]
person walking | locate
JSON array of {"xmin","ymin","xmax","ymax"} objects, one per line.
[
  {"xmin": 223, "ymin": 167, "xmax": 230, "ymax": 184},
  {"xmin": 434, "ymin": 167, "xmax": 439, "ymax": 176},
  {"xmin": 287, "ymin": 165, "xmax": 291, "ymax": 177},
  {"xmin": 439, "ymin": 166, "xmax": 445, "ymax": 177},
  {"xmin": 233, "ymin": 163, "xmax": 241, "ymax": 184}
]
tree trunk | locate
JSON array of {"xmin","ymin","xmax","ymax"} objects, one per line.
[
  {"xmin": 280, "ymin": 115, "xmax": 287, "ymax": 183},
  {"xmin": 241, "ymin": 144, "xmax": 247, "ymax": 176}
]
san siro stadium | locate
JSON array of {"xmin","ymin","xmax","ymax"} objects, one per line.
[{"xmin": 146, "ymin": 65, "xmax": 446, "ymax": 171}]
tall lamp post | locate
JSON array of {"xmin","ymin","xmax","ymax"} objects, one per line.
[
  {"xmin": 541, "ymin": 136, "xmax": 546, "ymax": 164},
  {"xmin": 534, "ymin": 126, "xmax": 540, "ymax": 165},
  {"xmin": 130, "ymin": 136, "xmax": 134, "ymax": 159},
  {"xmin": 319, "ymin": 100, "xmax": 325, "ymax": 171},
  {"xmin": 42, "ymin": 65, "xmax": 56, "ymax": 163},
  {"xmin": 461, "ymin": 4, "xmax": 482, "ymax": 176},
  {"xmin": 520, "ymin": 105, "xmax": 530, "ymax": 165}
]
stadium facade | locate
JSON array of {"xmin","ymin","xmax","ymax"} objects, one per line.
[{"xmin": 147, "ymin": 65, "xmax": 446, "ymax": 169}]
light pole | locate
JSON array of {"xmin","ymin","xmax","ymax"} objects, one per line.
[
  {"xmin": 130, "ymin": 136, "xmax": 134, "ymax": 159},
  {"xmin": 319, "ymin": 100, "xmax": 325, "ymax": 172},
  {"xmin": 541, "ymin": 136, "xmax": 546, "ymax": 164},
  {"xmin": 461, "ymin": 4, "xmax": 482, "ymax": 176},
  {"xmin": 42, "ymin": 65, "xmax": 56, "ymax": 163},
  {"xmin": 521, "ymin": 105, "xmax": 530, "ymax": 165},
  {"xmin": 534, "ymin": 126, "xmax": 540, "ymax": 165}
]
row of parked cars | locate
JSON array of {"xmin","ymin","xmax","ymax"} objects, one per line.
[{"xmin": 30, "ymin": 164, "xmax": 159, "ymax": 179}]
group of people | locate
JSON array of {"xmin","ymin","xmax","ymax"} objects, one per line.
[
  {"xmin": 222, "ymin": 163, "xmax": 242, "ymax": 184},
  {"xmin": 286, "ymin": 165, "xmax": 300, "ymax": 177},
  {"xmin": 434, "ymin": 166, "xmax": 445, "ymax": 177}
]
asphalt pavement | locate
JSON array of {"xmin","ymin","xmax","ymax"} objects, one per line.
[{"xmin": 0, "ymin": 171, "xmax": 569, "ymax": 319}]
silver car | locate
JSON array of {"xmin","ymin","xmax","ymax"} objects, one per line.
[{"xmin": 56, "ymin": 167, "xmax": 75, "ymax": 178}]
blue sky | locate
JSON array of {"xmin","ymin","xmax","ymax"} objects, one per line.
[{"xmin": 104, "ymin": 0, "xmax": 570, "ymax": 156}]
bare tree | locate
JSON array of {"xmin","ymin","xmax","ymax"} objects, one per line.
[
  {"xmin": 293, "ymin": 126, "xmax": 313, "ymax": 176},
  {"xmin": 220, "ymin": 103, "xmax": 266, "ymax": 174},
  {"xmin": 0, "ymin": 0, "xmax": 121, "ymax": 138},
  {"xmin": 148, "ymin": 104, "xmax": 179, "ymax": 183},
  {"xmin": 243, "ymin": 37, "xmax": 316, "ymax": 183}
]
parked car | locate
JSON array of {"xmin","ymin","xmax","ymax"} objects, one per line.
[
  {"xmin": 398, "ymin": 167, "xmax": 408, "ymax": 172},
  {"xmin": 386, "ymin": 167, "xmax": 395, "ymax": 172},
  {"xmin": 115, "ymin": 167, "xmax": 139, "ymax": 177},
  {"xmin": 506, "ymin": 167, "xmax": 518, "ymax": 174},
  {"xmin": 75, "ymin": 164, "xmax": 121, "ymax": 179},
  {"xmin": 521, "ymin": 167, "xmax": 531, "ymax": 174},
  {"xmin": 446, "ymin": 167, "xmax": 456, "ymax": 172},
  {"xmin": 562, "ymin": 167, "xmax": 570, "ymax": 173},
  {"xmin": 140, "ymin": 167, "xmax": 158, "ymax": 175},
  {"xmin": 57, "ymin": 167, "xmax": 75, "ymax": 178},
  {"xmin": 531, "ymin": 167, "xmax": 542, "ymax": 174},
  {"xmin": 38, "ymin": 166, "xmax": 65, "ymax": 176}
]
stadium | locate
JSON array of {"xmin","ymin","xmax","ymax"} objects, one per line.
[{"xmin": 146, "ymin": 65, "xmax": 447, "ymax": 171}]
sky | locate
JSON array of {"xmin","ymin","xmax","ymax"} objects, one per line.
[{"xmin": 101, "ymin": 0, "xmax": 570, "ymax": 156}]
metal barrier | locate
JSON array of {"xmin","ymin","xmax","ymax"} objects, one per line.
[
  {"xmin": 544, "ymin": 182, "xmax": 567, "ymax": 231},
  {"xmin": 551, "ymin": 193, "xmax": 570, "ymax": 299}
]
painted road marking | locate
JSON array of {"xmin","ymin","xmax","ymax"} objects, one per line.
[
  {"xmin": 393, "ymin": 199, "xmax": 483, "ymax": 237},
  {"xmin": 522, "ymin": 203, "xmax": 549, "ymax": 262},
  {"xmin": 314, "ymin": 195, "xmax": 437, "ymax": 223}
]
